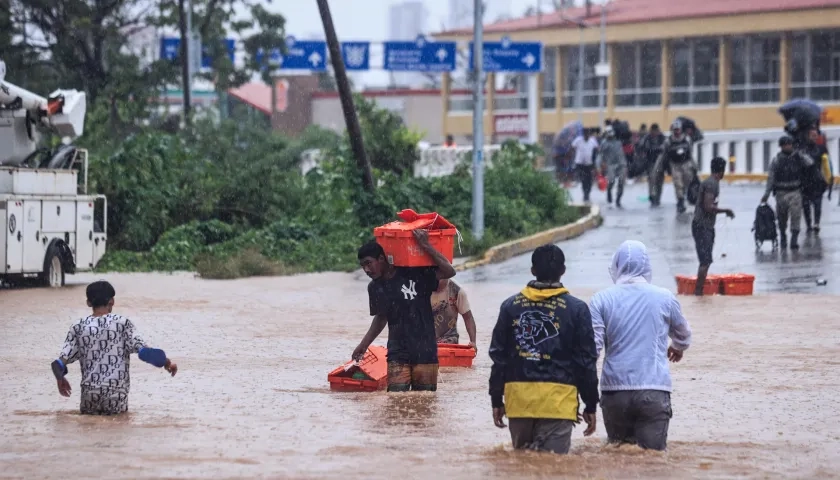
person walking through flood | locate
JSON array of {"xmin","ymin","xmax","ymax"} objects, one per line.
[
  {"xmin": 571, "ymin": 128, "xmax": 600, "ymax": 203},
  {"xmin": 589, "ymin": 240, "xmax": 692, "ymax": 451},
  {"xmin": 692, "ymin": 157, "xmax": 735, "ymax": 296},
  {"xmin": 635, "ymin": 123, "xmax": 666, "ymax": 206},
  {"xmin": 761, "ymin": 136, "xmax": 813, "ymax": 250},
  {"xmin": 432, "ymin": 279, "xmax": 477, "ymax": 349},
  {"xmin": 488, "ymin": 244, "xmax": 599, "ymax": 454},
  {"xmin": 801, "ymin": 127, "xmax": 830, "ymax": 235},
  {"xmin": 51, "ymin": 281, "xmax": 178, "ymax": 415},
  {"xmin": 354, "ymin": 231, "xmax": 456, "ymax": 392},
  {"xmin": 599, "ymin": 126, "xmax": 627, "ymax": 208},
  {"xmin": 652, "ymin": 120, "xmax": 697, "ymax": 213}
]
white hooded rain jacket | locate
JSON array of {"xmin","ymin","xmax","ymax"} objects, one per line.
[{"xmin": 589, "ymin": 240, "xmax": 692, "ymax": 392}]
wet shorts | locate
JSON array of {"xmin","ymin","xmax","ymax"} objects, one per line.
[
  {"xmin": 691, "ymin": 222, "xmax": 715, "ymax": 266},
  {"xmin": 80, "ymin": 388, "xmax": 129, "ymax": 415},
  {"xmin": 508, "ymin": 418, "xmax": 575, "ymax": 454},
  {"xmin": 387, "ymin": 362, "xmax": 439, "ymax": 392},
  {"xmin": 601, "ymin": 390, "xmax": 672, "ymax": 451}
]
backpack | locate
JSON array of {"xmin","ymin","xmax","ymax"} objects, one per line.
[{"xmin": 752, "ymin": 204, "xmax": 778, "ymax": 249}]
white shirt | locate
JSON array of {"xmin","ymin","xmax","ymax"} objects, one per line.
[
  {"xmin": 59, "ymin": 314, "xmax": 147, "ymax": 393},
  {"xmin": 589, "ymin": 241, "xmax": 692, "ymax": 392},
  {"xmin": 572, "ymin": 135, "xmax": 599, "ymax": 166}
]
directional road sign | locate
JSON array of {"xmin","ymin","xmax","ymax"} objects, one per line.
[
  {"xmin": 262, "ymin": 36, "xmax": 327, "ymax": 71},
  {"xmin": 341, "ymin": 41, "xmax": 370, "ymax": 71},
  {"xmin": 469, "ymin": 36, "xmax": 543, "ymax": 73},
  {"xmin": 159, "ymin": 37, "xmax": 235, "ymax": 68},
  {"xmin": 383, "ymin": 35, "xmax": 456, "ymax": 72}
]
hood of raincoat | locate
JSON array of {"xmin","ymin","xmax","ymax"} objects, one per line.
[{"xmin": 608, "ymin": 240, "xmax": 653, "ymax": 285}]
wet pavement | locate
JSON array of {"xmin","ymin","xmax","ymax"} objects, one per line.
[
  {"xmin": 2, "ymin": 182, "xmax": 840, "ymax": 479},
  {"xmin": 460, "ymin": 181, "xmax": 840, "ymax": 294}
]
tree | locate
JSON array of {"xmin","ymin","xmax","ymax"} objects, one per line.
[{"xmin": 8, "ymin": 0, "xmax": 287, "ymax": 130}]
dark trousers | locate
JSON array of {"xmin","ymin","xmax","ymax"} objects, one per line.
[
  {"xmin": 803, "ymin": 192, "xmax": 823, "ymax": 228},
  {"xmin": 601, "ymin": 390, "xmax": 672, "ymax": 451},
  {"xmin": 508, "ymin": 418, "xmax": 575, "ymax": 454},
  {"xmin": 576, "ymin": 164, "xmax": 595, "ymax": 202}
]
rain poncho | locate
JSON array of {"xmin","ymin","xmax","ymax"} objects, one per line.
[{"xmin": 589, "ymin": 241, "xmax": 692, "ymax": 392}]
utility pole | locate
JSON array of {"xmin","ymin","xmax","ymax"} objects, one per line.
[
  {"xmin": 178, "ymin": 0, "xmax": 193, "ymax": 126},
  {"xmin": 471, "ymin": 0, "xmax": 485, "ymax": 240},
  {"xmin": 316, "ymin": 0, "xmax": 375, "ymax": 192},
  {"xmin": 561, "ymin": 13, "xmax": 588, "ymax": 122},
  {"xmin": 597, "ymin": 3, "xmax": 606, "ymax": 127}
]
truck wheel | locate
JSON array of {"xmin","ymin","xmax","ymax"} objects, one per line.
[{"xmin": 42, "ymin": 249, "xmax": 65, "ymax": 288}]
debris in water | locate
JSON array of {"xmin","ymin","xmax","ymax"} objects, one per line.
[{"xmin": 817, "ymin": 279, "xmax": 827, "ymax": 286}]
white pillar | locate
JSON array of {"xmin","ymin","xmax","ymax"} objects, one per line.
[{"xmin": 527, "ymin": 74, "xmax": 539, "ymax": 144}]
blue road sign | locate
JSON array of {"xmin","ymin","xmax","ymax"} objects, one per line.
[
  {"xmin": 260, "ymin": 36, "xmax": 327, "ymax": 71},
  {"xmin": 383, "ymin": 35, "xmax": 456, "ymax": 72},
  {"xmin": 160, "ymin": 37, "xmax": 235, "ymax": 68},
  {"xmin": 341, "ymin": 41, "xmax": 370, "ymax": 71},
  {"xmin": 201, "ymin": 39, "xmax": 236, "ymax": 68},
  {"xmin": 160, "ymin": 37, "xmax": 180, "ymax": 61},
  {"xmin": 469, "ymin": 36, "xmax": 543, "ymax": 73}
]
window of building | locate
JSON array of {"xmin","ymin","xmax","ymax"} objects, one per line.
[
  {"xmin": 616, "ymin": 42, "xmax": 662, "ymax": 107},
  {"xmin": 791, "ymin": 31, "xmax": 840, "ymax": 101},
  {"xmin": 541, "ymin": 47, "xmax": 558, "ymax": 109},
  {"xmin": 563, "ymin": 44, "xmax": 607, "ymax": 108},
  {"xmin": 729, "ymin": 36, "xmax": 780, "ymax": 104},
  {"xmin": 670, "ymin": 39, "xmax": 719, "ymax": 105}
]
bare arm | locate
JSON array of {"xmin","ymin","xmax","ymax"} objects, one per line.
[
  {"xmin": 413, "ymin": 230, "xmax": 456, "ymax": 280},
  {"xmin": 462, "ymin": 311, "xmax": 477, "ymax": 347},
  {"xmin": 353, "ymin": 314, "xmax": 388, "ymax": 360},
  {"xmin": 703, "ymin": 191, "xmax": 733, "ymax": 217}
]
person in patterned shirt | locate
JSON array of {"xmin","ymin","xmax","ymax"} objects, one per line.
[
  {"xmin": 51, "ymin": 281, "xmax": 177, "ymax": 415},
  {"xmin": 432, "ymin": 279, "xmax": 477, "ymax": 349}
]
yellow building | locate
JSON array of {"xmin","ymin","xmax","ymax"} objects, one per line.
[{"xmin": 433, "ymin": 0, "xmax": 840, "ymax": 144}]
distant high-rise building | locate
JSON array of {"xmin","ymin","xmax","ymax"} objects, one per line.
[{"xmin": 388, "ymin": 0, "xmax": 427, "ymax": 87}]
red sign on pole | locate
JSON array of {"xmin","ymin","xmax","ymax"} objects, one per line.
[{"xmin": 493, "ymin": 114, "xmax": 529, "ymax": 136}]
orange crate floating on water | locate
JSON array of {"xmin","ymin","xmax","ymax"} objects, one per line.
[
  {"xmin": 374, "ymin": 220, "xmax": 456, "ymax": 268},
  {"xmin": 437, "ymin": 343, "xmax": 476, "ymax": 367},
  {"xmin": 675, "ymin": 274, "xmax": 722, "ymax": 296},
  {"xmin": 720, "ymin": 274, "xmax": 755, "ymax": 296},
  {"xmin": 327, "ymin": 345, "xmax": 388, "ymax": 392}
]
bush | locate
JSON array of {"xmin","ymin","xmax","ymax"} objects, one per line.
[{"xmin": 92, "ymin": 97, "xmax": 580, "ymax": 279}]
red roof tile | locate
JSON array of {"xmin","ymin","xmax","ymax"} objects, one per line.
[{"xmin": 435, "ymin": 0, "xmax": 840, "ymax": 35}]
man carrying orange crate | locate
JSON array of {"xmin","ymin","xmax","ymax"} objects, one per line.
[
  {"xmin": 432, "ymin": 279, "xmax": 477, "ymax": 349},
  {"xmin": 353, "ymin": 230, "xmax": 456, "ymax": 392},
  {"xmin": 489, "ymin": 244, "xmax": 599, "ymax": 454}
]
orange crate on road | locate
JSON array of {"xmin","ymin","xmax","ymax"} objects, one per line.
[
  {"xmin": 720, "ymin": 274, "xmax": 755, "ymax": 296},
  {"xmin": 675, "ymin": 274, "xmax": 722, "ymax": 295},
  {"xmin": 374, "ymin": 220, "xmax": 456, "ymax": 267},
  {"xmin": 328, "ymin": 345, "xmax": 388, "ymax": 392},
  {"xmin": 437, "ymin": 343, "xmax": 476, "ymax": 367}
]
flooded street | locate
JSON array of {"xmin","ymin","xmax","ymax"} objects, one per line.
[{"xmin": 2, "ymin": 269, "xmax": 840, "ymax": 479}]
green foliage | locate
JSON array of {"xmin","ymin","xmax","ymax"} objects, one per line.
[{"xmin": 353, "ymin": 95, "xmax": 424, "ymax": 176}]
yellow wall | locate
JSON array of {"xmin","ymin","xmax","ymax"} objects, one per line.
[{"xmin": 440, "ymin": 7, "xmax": 840, "ymax": 139}]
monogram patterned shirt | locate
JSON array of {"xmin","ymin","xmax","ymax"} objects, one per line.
[{"xmin": 59, "ymin": 314, "xmax": 147, "ymax": 393}]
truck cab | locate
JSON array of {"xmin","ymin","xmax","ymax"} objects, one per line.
[{"xmin": 0, "ymin": 149, "xmax": 107, "ymax": 287}]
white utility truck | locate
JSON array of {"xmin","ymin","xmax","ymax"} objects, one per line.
[{"xmin": 0, "ymin": 59, "xmax": 107, "ymax": 287}]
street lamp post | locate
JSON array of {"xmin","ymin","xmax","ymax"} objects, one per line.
[{"xmin": 471, "ymin": 0, "xmax": 485, "ymax": 240}]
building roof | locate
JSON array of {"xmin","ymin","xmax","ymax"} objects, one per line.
[
  {"xmin": 435, "ymin": 0, "xmax": 840, "ymax": 36},
  {"xmin": 228, "ymin": 82, "xmax": 272, "ymax": 115}
]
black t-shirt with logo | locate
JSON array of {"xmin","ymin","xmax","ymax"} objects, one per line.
[{"xmin": 368, "ymin": 267, "xmax": 439, "ymax": 365}]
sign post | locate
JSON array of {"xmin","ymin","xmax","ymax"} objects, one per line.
[{"xmin": 468, "ymin": 35, "xmax": 544, "ymax": 239}]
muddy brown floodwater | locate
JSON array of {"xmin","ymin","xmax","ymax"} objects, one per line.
[{"xmin": 2, "ymin": 271, "xmax": 840, "ymax": 479}]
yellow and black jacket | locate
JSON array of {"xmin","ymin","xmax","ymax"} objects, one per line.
[{"xmin": 489, "ymin": 281, "xmax": 599, "ymax": 419}]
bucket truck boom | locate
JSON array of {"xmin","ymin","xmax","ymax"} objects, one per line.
[{"xmin": 0, "ymin": 59, "xmax": 87, "ymax": 166}]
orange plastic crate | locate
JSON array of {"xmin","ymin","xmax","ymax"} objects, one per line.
[
  {"xmin": 327, "ymin": 345, "xmax": 388, "ymax": 392},
  {"xmin": 675, "ymin": 274, "xmax": 722, "ymax": 295},
  {"xmin": 374, "ymin": 220, "xmax": 456, "ymax": 267},
  {"xmin": 437, "ymin": 343, "xmax": 476, "ymax": 367},
  {"xmin": 720, "ymin": 274, "xmax": 755, "ymax": 296}
]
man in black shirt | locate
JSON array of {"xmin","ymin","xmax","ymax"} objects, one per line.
[{"xmin": 354, "ymin": 230, "xmax": 456, "ymax": 392}]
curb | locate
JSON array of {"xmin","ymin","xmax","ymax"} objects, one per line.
[{"xmin": 456, "ymin": 205, "xmax": 603, "ymax": 271}]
